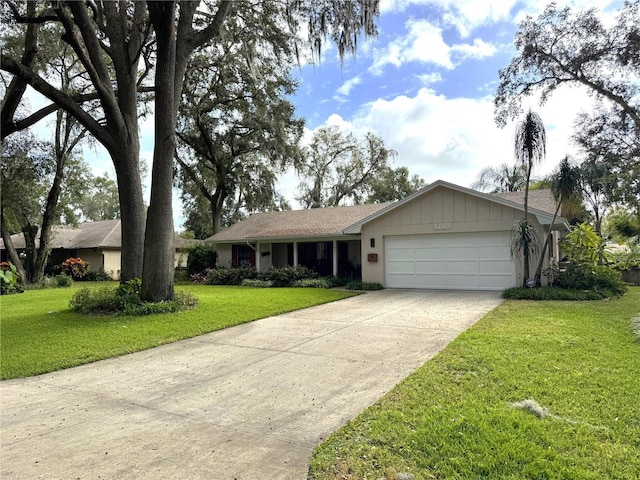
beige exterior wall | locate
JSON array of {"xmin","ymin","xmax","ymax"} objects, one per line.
[
  {"xmin": 102, "ymin": 250, "xmax": 121, "ymax": 279},
  {"xmin": 77, "ymin": 249, "xmax": 103, "ymax": 273},
  {"xmin": 360, "ymin": 186, "xmax": 549, "ymax": 287},
  {"xmin": 174, "ymin": 250, "xmax": 188, "ymax": 269},
  {"xmin": 256, "ymin": 242, "xmax": 273, "ymax": 270},
  {"xmin": 215, "ymin": 244, "xmax": 233, "ymax": 268}
]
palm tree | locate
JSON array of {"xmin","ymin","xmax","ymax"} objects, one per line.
[
  {"xmin": 513, "ymin": 109, "xmax": 547, "ymax": 286},
  {"xmin": 533, "ymin": 156, "xmax": 582, "ymax": 286},
  {"xmin": 471, "ymin": 163, "xmax": 527, "ymax": 192}
]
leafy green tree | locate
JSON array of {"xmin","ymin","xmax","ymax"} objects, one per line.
[
  {"xmin": 605, "ymin": 208, "xmax": 640, "ymax": 244},
  {"xmin": 471, "ymin": 163, "xmax": 527, "ymax": 193},
  {"xmin": 2, "ymin": 1, "xmax": 152, "ymax": 283},
  {"xmin": 495, "ymin": 2, "xmax": 639, "ymax": 130},
  {"xmin": 2, "ymin": 0, "xmax": 380, "ymax": 302},
  {"xmin": 513, "ymin": 109, "xmax": 546, "ymax": 285},
  {"xmin": 495, "ymin": 2, "xmax": 639, "ymax": 214},
  {"xmin": 77, "ymin": 174, "xmax": 120, "ymax": 222},
  {"xmin": 297, "ymin": 127, "xmax": 396, "ymax": 208},
  {"xmin": 175, "ymin": 3, "xmax": 303, "ymax": 235},
  {"xmin": 573, "ymin": 108, "xmax": 639, "ymax": 216},
  {"xmin": 367, "ymin": 166, "xmax": 426, "ymax": 203},
  {"xmin": 533, "ymin": 156, "xmax": 582, "ymax": 286}
]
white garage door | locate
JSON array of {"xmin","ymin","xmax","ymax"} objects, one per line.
[{"xmin": 385, "ymin": 232, "xmax": 515, "ymax": 290}]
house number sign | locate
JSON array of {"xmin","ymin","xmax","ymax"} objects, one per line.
[{"xmin": 433, "ymin": 223, "xmax": 452, "ymax": 231}]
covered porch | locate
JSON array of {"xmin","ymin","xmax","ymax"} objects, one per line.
[{"xmin": 219, "ymin": 238, "xmax": 362, "ymax": 279}]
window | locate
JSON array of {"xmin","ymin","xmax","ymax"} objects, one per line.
[{"xmin": 232, "ymin": 245, "xmax": 255, "ymax": 267}]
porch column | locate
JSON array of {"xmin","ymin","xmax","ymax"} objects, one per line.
[
  {"xmin": 332, "ymin": 240, "xmax": 338, "ymax": 277},
  {"xmin": 293, "ymin": 241, "xmax": 298, "ymax": 266},
  {"xmin": 255, "ymin": 242, "xmax": 261, "ymax": 271}
]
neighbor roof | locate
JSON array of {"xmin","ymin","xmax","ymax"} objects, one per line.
[
  {"xmin": 1, "ymin": 219, "xmax": 122, "ymax": 250},
  {"xmin": 490, "ymin": 189, "xmax": 557, "ymax": 215},
  {"xmin": 208, "ymin": 203, "xmax": 392, "ymax": 243},
  {"xmin": 0, "ymin": 220, "xmax": 200, "ymax": 250}
]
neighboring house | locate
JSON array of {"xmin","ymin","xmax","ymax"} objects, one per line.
[
  {"xmin": 208, "ymin": 180, "xmax": 569, "ymax": 290},
  {"xmin": 0, "ymin": 219, "xmax": 200, "ymax": 279}
]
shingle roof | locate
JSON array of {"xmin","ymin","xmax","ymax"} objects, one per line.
[
  {"xmin": 0, "ymin": 220, "xmax": 201, "ymax": 250},
  {"xmin": 490, "ymin": 189, "xmax": 557, "ymax": 215},
  {"xmin": 208, "ymin": 203, "xmax": 393, "ymax": 242},
  {"xmin": 0, "ymin": 220, "xmax": 121, "ymax": 250}
]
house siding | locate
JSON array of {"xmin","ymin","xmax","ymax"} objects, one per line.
[{"xmin": 360, "ymin": 186, "xmax": 550, "ymax": 287}]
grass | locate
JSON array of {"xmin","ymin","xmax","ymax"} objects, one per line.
[
  {"xmin": 0, "ymin": 283, "xmax": 355, "ymax": 380},
  {"xmin": 309, "ymin": 287, "xmax": 640, "ymax": 480}
]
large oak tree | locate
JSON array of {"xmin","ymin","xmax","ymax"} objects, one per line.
[{"xmin": 2, "ymin": 0, "xmax": 380, "ymax": 301}]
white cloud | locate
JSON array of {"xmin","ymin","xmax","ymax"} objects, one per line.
[
  {"xmin": 335, "ymin": 76, "xmax": 363, "ymax": 97},
  {"xmin": 299, "ymin": 85, "xmax": 597, "ymax": 193},
  {"xmin": 415, "ymin": 72, "xmax": 443, "ymax": 85},
  {"xmin": 380, "ymin": 0, "xmax": 621, "ymax": 37},
  {"xmin": 371, "ymin": 19, "xmax": 497, "ymax": 73}
]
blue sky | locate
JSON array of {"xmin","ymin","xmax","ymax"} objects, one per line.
[
  {"xmin": 269, "ymin": 0, "xmax": 623, "ymax": 215},
  {"xmin": 39, "ymin": 0, "xmax": 622, "ymax": 230}
]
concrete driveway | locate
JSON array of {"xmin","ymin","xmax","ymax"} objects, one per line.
[{"xmin": 0, "ymin": 289, "xmax": 502, "ymax": 479}]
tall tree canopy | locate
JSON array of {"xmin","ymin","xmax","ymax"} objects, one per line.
[
  {"xmin": 471, "ymin": 163, "xmax": 527, "ymax": 193},
  {"xmin": 495, "ymin": 1, "xmax": 639, "ymax": 214},
  {"xmin": 296, "ymin": 126, "xmax": 399, "ymax": 208},
  {"xmin": 175, "ymin": 1, "xmax": 303, "ymax": 237},
  {"xmin": 2, "ymin": 0, "xmax": 380, "ymax": 302}
]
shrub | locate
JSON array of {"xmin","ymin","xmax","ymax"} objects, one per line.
[
  {"xmin": 555, "ymin": 263, "xmax": 627, "ymax": 296},
  {"xmin": 120, "ymin": 291, "xmax": 198, "ymax": 316},
  {"xmin": 60, "ymin": 257, "xmax": 89, "ymax": 280},
  {"xmin": 187, "ymin": 245, "xmax": 217, "ymax": 276},
  {"xmin": 174, "ymin": 267, "xmax": 190, "ymax": 283},
  {"xmin": 205, "ymin": 266, "xmax": 258, "ymax": 285},
  {"xmin": 69, "ymin": 278, "xmax": 198, "ymax": 316},
  {"xmin": 69, "ymin": 286, "xmax": 120, "ymax": 313},
  {"xmin": 55, "ymin": 274, "xmax": 73, "ymax": 287},
  {"xmin": 345, "ymin": 281, "xmax": 384, "ymax": 290},
  {"xmin": 324, "ymin": 276, "xmax": 350, "ymax": 288},
  {"xmin": 561, "ymin": 222, "xmax": 611, "ymax": 266},
  {"xmin": 259, "ymin": 266, "xmax": 318, "ymax": 287},
  {"xmin": 291, "ymin": 278, "xmax": 330, "ymax": 288},
  {"xmin": 83, "ymin": 269, "xmax": 114, "ymax": 282},
  {"xmin": 0, "ymin": 262, "xmax": 23, "ymax": 295},
  {"xmin": 502, "ymin": 286, "xmax": 606, "ymax": 301},
  {"xmin": 240, "ymin": 279, "xmax": 273, "ymax": 288}
]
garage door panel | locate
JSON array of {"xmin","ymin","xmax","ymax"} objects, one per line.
[
  {"xmin": 447, "ymin": 261, "xmax": 479, "ymax": 274},
  {"xmin": 479, "ymin": 260, "xmax": 512, "ymax": 274},
  {"xmin": 447, "ymin": 246, "xmax": 477, "ymax": 260},
  {"xmin": 479, "ymin": 245, "xmax": 509, "ymax": 259},
  {"xmin": 415, "ymin": 274, "xmax": 447, "ymax": 288},
  {"xmin": 447, "ymin": 274, "xmax": 479, "ymax": 289},
  {"xmin": 385, "ymin": 232, "xmax": 515, "ymax": 290},
  {"xmin": 386, "ymin": 248, "xmax": 414, "ymax": 261},
  {"xmin": 386, "ymin": 261, "xmax": 415, "ymax": 274},
  {"xmin": 415, "ymin": 261, "xmax": 446, "ymax": 274},
  {"xmin": 415, "ymin": 247, "xmax": 445, "ymax": 260},
  {"xmin": 386, "ymin": 274, "xmax": 419, "ymax": 288}
]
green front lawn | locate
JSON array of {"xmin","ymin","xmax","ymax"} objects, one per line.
[
  {"xmin": 0, "ymin": 284, "xmax": 355, "ymax": 380},
  {"xmin": 309, "ymin": 287, "xmax": 640, "ymax": 480}
]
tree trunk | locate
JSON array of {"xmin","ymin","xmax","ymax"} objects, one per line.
[
  {"xmin": 21, "ymin": 223, "xmax": 38, "ymax": 283},
  {"xmin": 522, "ymin": 164, "xmax": 532, "ymax": 287},
  {"xmin": 112, "ymin": 144, "xmax": 145, "ymax": 282},
  {"xmin": 1, "ymin": 212, "xmax": 26, "ymax": 285},
  {"xmin": 142, "ymin": 2, "xmax": 178, "ymax": 302},
  {"xmin": 533, "ymin": 201, "xmax": 562, "ymax": 286}
]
